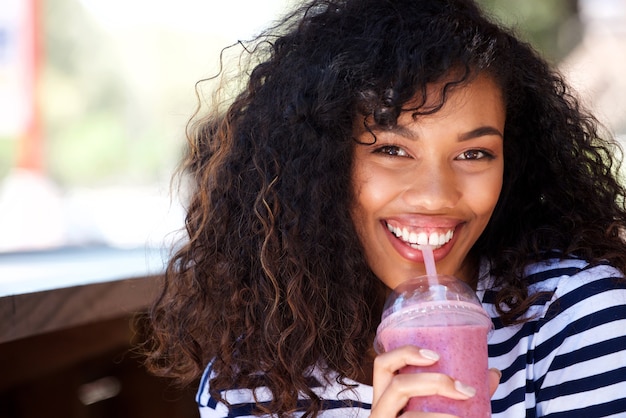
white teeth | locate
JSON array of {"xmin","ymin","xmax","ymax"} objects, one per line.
[
  {"xmin": 428, "ymin": 233, "xmax": 438, "ymax": 246},
  {"xmin": 386, "ymin": 222, "xmax": 454, "ymax": 249}
]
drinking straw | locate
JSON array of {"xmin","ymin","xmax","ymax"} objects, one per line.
[
  {"xmin": 421, "ymin": 245, "xmax": 437, "ymax": 277},
  {"xmin": 421, "ymin": 244, "xmax": 446, "ymax": 300}
]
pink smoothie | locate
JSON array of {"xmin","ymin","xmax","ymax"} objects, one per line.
[{"xmin": 376, "ymin": 323, "xmax": 491, "ymax": 417}]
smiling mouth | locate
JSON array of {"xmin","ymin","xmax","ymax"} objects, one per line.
[{"xmin": 385, "ymin": 222, "xmax": 455, "ymax": 250}]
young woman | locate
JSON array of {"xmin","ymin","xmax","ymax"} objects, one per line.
[{"xmin": 145, "ymin": 0, "xmax": 626, "ymax": 416}]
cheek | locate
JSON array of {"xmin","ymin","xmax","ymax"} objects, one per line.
[
  {"xmin": 350, "ymin": 171, "xmax": 389, "ymax": 253},
  {"xmin": 349, "ymin": 198, "xmax": 378, "ymax": 271},
  {"xmin": 349, "ymin": 170, "xmax": 371, "ymax": 235},
  {"xmin": 354, "ymin": 163, "xmax": 404, "ymax": 213},
  {"xmin": 351, "ymin": 167, "xmax": 384, "ymax": 218},
  {"xmin": 471, "ymin": 172, "xmax": 503, "ymax": 218}
]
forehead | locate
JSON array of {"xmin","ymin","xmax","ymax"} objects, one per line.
[
  {"xmin": 355, "ymin": 73, "xmax": 505, "ymax": 138},
  {"xmin": 408, "ymin": 73, "xmax": 503, "ymax": 117}
]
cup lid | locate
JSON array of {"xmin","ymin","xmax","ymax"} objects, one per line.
[
  {"xmin": 381, "ymin": 275, "xmax": 482, "ymax": 318},
  {"xmin": 378, "ymin": 275, "xmax": 492, "ymax": 328}
]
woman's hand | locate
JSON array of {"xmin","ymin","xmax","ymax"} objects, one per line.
[{"xmin": 370, "ymin": 345, "xmax": 501, "ymax": 417}]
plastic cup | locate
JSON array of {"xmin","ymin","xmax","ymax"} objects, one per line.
[{"xmin": 374, "ymin": 275, "xmax": 492, "ymax": 417}]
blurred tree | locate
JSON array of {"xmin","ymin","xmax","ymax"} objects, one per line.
[
  {"xmin": 477, "ymin": 0, "xmax": 581, "ymax": 62},
  {"xmin": 41, "ymin": 0, "xmax": 184, "ymax": 186},
  {"xmin": 42, "ymin": 0, "xmax": 130, "ymax": 185}
]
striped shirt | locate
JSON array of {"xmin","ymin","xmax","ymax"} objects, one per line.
[
  {"xmin": 197, "ymin": 257, "xmax": 626, "ymax": 417},
  {"xmin": 481, "ymin": 257, "xmax": 626, "ymax": 417},
  {"xmin": 197, "ymin": 365, "xmax": 372, "ymax": 417}
]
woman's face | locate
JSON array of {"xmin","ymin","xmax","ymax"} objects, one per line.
[{"xmin": 350, "ymin": 74, "xmax": 505, "ymax": 289}]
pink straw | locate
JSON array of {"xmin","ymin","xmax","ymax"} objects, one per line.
[{"xmin": 421, "ymin": 245, "xmax": 438, "ymax": 277}]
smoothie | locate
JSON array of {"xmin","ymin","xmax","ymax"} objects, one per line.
[{"xmin": 376, "ymin": 322, "xmax": 491, "ymax": 416}]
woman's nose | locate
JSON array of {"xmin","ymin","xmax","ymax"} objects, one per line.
[{"xmin": 401, "ymin": 160, "xmax": 460, "ymax": 211}]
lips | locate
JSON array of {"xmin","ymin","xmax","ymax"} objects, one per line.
[{"xmin": 385, "ymin": 221, "xmax": 455, "ymax": 250}]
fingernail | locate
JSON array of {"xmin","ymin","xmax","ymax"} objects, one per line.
[
  {"xmin": 454, "ymin": 380, "xmax": 476, "ymax": 397},
  {"xmin": 490, "ymin": 368, "xmax": 502, "ymax": 379},
  {"xmin": 419, "ymin": 348, "xmax": 440, "ymax": 361}
]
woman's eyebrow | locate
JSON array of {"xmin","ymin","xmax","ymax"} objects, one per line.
[
  {"xmin": 368, "ymin": 125, "xmax": 503, "ymax": 141},
  {"xmin": 459, "ymin": 126, "xmax": 504, "ymax": 141},
  {"xmin": 368, "ymin": 125, "xmax": 417, "ymax": 140}
]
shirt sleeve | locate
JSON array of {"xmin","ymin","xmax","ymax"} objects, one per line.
[
  {"xmin": 532, "ymin": 264, "xmax": 626, "ymax": 417},
  {"xmin": 196, "ymin": 363, "xmax": 244, "ymax": 418},
  {"xmin": 196, "ymin": 362, "xmax": 372, "ymax": 417}
]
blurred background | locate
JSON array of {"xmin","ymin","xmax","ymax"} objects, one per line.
[
  {"xmin": 0, "ymin": 0, "xmax": 625, "ymax": 253},
  {"xmin": 0, "ymin": 0, "xmax": 625, "ymax": 417},
  {"xmin": 0, "ymin": 0, "xmax": 297, "ymax": 252}
]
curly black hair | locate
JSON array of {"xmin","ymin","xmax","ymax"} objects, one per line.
[{"xmin": 145, "ymin": 0, "xmax": 626, "ymax": 416}]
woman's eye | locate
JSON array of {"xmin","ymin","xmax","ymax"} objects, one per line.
[
  {"xmin": 375, "ymin": 145, "xmax": 409, "ymax": 157},
  {"xmin": 456, "ymin": 149, "xmax": 492, "ymax": 160}
]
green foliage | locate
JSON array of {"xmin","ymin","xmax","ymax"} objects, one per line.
[
  {"xmin": 36, "ymin": 0, "xmax": 184, "ymax": 187},
  {"xmin": 47, "ymin": 109, "xmax": 182, "ymax": 186},
  {"xmin": 477, "ymin": 0, "xmax": 581, "ymax": 62},
  {"xmin": 0, "ymin": 137, "xmax": 17, "ymax": 178}
]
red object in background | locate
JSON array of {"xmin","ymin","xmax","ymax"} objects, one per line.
[
  {"xmin": 16, "ymin": 0, "xmax": 43, "ymax": 173},
  {"xmin": 0, "ymin": 0, "xmax": 43, "ymax": 173}
]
